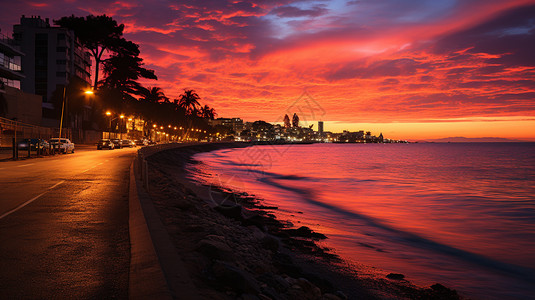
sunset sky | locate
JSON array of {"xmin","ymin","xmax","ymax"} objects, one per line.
[{"xmin": 1, "ymin": 0, "xmax": 534, "ymax": 140}]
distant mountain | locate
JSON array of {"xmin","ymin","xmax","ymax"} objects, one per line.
[{"xmin": 421, "ymin": 137, "xmax": 529, "ymax": 143}]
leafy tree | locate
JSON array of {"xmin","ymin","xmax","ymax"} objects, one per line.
[
  {"xmin": 55, "ymin": 14, "xmax": 134, "ymax": 88},
  {"xmin": 101, "ymin": 51, "xmax": 157, "ymax": 99}
]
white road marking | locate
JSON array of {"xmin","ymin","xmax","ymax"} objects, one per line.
[
  {"xmin": 0, "ymin": 180, "xmax": 65, "ymax": 220},
  {"xmin": 17, "ymin": 163, "xmax": 35, "ymax": 168}
]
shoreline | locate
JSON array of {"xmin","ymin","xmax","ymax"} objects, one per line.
[{"xmin": 144, "ymin": 142, "xmax": 462, "ymax": 299}]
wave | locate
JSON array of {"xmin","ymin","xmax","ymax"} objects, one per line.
[{"xmin": 257, "ymin": 171, "xmax": 535, "ymax": 282}]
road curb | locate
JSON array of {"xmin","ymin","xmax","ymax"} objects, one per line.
[
  {"xmin": 128, "ymin": 154, "xmax": 201, "ymax": 299},
  {"xmin": 128, "ymin": 162, "xmax": 172, "ymax": 299}
]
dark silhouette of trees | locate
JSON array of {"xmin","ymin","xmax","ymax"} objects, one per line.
[
  {"xmin": 292, "ymin": 113, "xmax": 299, "ymax": 127},
  {"xmin": 283, "ymin": 114, "xmax": 291, "ymax": 128},
  {"xmin": 55, "ymin": 15, "xmax": 220, "ymax": 141},
  {"xmin": 101, "ymin": 50, "xmax": 157, "ymax": 103},
  {"xmin": 176, "ymin": 89, "xmax": 201, "ymax": 115},
  {"xmin": 199, "ymin": 105, "xmax": 217, "ymax": 120},
  {"xmin": 55, "ymin": 14, "xmax": 135, "ymax": 88}
]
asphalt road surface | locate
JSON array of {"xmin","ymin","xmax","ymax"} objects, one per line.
[{"xmin": 0, "ymin": 146, "xmax": 137, "ymax": 298}]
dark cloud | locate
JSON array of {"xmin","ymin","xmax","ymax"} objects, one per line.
[
  {"xmin": 325, "ymin": 58, "xmax": 424, "ymax": 81},
  {"xmin": 270, "ymin": 5, "xmax": 328, "ymax": 18},
  {"xmin": 433, "ymin": 4, "xmax": 535, "ymax": 67}
]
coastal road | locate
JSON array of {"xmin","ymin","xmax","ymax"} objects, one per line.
[{"xmin": 0, "ymin": 146, "xmax": 137, "ymax": 298}]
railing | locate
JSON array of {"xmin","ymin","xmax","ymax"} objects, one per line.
[
  {"xmin": 0, "ymin": 116, "xmax": 61, "ymax": 147},
  {"xmin": 0, "ymin": 32, "xmax": 16, "ymax": 46}
]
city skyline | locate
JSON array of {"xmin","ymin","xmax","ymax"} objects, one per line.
[{"xmin": 1, "ymin": 1, "xmax": 534, "ymax": 140}]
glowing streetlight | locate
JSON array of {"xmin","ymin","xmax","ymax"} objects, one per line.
[
  {"xmin": 153, "ymin": 124, "xmax": 157, "ymax": 128},
  {"xmin": 106, "ymin": 111, "xmax": 111, "ymax": 116},
  {"xmin": 84, "ymin": 90, "xmax": 94, "ymax": 95}
]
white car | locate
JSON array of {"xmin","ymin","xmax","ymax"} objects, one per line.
[{"xmin": 49, "ymin": 138, "xmax": 75, "ymax": 154}]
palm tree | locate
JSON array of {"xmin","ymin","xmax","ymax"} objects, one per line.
[
  {"xmin": 176, "ymin": 89, "xmax": 200, "ymax": 115},
  {"xmin": 141, "ymin": 86, "xmax": 167, "ymax": 103},
  {"xmin": 138, "ymin": 86, "xmax": 168, "ymax": 137},
  {"xmin": 200, "ymin": 105, "xmax": 217, "ymax": 120}
]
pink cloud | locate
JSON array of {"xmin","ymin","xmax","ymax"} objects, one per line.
[{"xmin": 0, "ymin": 0, "xmax": 534, "ymax": 139}]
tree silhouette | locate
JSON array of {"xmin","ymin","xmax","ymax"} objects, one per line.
[
  {"xmin": 55, "ymin": 15, "xmax": 133, "ymax": 88},
  {"xmin": 101, "ymin": 51, "xmax": 157, "ymax": 98},
  {"xmin": 176, "ymin": 89, "xmax": 201, "ymax": 115},
  {"xmin": 283, "ymin": 114, "xmax": 291, "ymax": 128},
  {"xmin": 292, "ymin": 113, "xmax": 299, "ymax": 127},
  {"xmin": 199, "ymin": 105, "xmax": 217, "ymax": 120}
]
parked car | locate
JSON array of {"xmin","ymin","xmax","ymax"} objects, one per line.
[
  {"xmin": 120, "ymin": 139, "xmax": 133, "ymax": 148},
  {"xmin": 110, "ymin": 139, "xmax": 124, "ymax": 149},
  {"xmin": 134, "ymin": 139, "xmax": 149, "ymax": 146},
  {"xmin": 17, "ymin": 139, "xmax": 50, "ymax": 154},
  {"xmin": 97, "ymin": 139, "xmax": 115, "ymax": 150},
  {"xmin": 49, "ymin": 138, "xmax": 75, "ymax": 154}
]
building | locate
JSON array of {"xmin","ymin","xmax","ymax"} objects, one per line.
[
  {"xmin": 209, "ymin": 117, "xmax": 244, "ymax": 134},
  {"xmin": 1, "ymin": 29, "xmax": 42, "ymax": 125},
  {"xmin": 318, "ymin": 121, "xmax": 324, "ymax": 135},
  {"xmin": 13, "ymin": 15, "xmax": 91, "ymax": 124},
  {"xmin": 0, "ymin": 30, "xmax": 24, "ymax": 91}
]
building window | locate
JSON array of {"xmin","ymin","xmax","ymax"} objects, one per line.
[
  {"xmin": 56, "ymin": 71, "xmax": 66, "ymax": 78},
  {"xmin": 57, "ymin": 33, "xmax": 65, "ymax": 40},
  {"xmin": 56, "ymin": 47, "xmax": 66, "ymax": 52},
  {"xmin": 56, "ymin": 59, "xmax": 67, "ymax": 65}
]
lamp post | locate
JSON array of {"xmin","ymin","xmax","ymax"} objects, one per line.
[
  {"xmin": 119, "ymin": 114, "xmax": 124, "ymax": 140},
  {"xmin": 59, "ymin": 87, "xmax": 93, "ymax": 142},
  {"xmin": 58, "ymin": 87, "xmax": 67, "ymax": 142},
  {"xmin": 105, "ymin": 111, "xmax": 124, "ymax": 139},
  {"xmin": 106, "ymin": 111, "xmax": 112, "ymax": 139}
]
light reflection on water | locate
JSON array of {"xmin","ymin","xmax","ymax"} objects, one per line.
[{"xmin": 188, "ymin": 143, "xmax": 535, "ymax": 299}]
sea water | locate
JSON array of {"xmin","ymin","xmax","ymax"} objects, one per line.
[{"xmin": 187, "ymin": 143, "xmax": 535, "ymax": 299}]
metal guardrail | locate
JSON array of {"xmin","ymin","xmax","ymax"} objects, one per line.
[{"xmin": 136, "ymin": 143, "xmax": 191, "ymax": 192}]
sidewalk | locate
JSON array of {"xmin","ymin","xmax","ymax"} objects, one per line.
[{"xmin": 0, "ymin": 144, "xmax": 98, "ymax": 161}]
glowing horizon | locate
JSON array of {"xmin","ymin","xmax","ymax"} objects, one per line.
[{"xmin": 1, "ymin": 0, "xmax": 534, "ymax": 140}]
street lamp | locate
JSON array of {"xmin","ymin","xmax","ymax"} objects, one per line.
[
  {"xmin": 105, "ymin": 112, "xmax": 124, "ymax": 139},
  {"xmin": 119, "ymin": 115, "xmax": 124, "ymax": 139}
]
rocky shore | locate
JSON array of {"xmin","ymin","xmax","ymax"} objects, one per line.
[{"xmin": 145, "ymin": 143, "xmax": 462, "ymax": 299}]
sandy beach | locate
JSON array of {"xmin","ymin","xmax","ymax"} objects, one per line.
[{"xmin": 144, "ymin": 143, "xmax": 462, "ymax": 299}]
